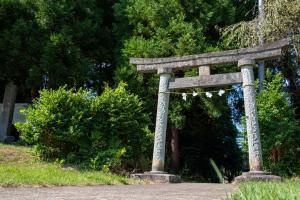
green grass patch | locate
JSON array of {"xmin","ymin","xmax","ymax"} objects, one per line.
[
  {"xmin": 230, "ymin": 180, "xmax": 300, "ymax": 200},
  {"xmin": 0, "ymin": 144, "xmax": 138, "ymax": 187}
]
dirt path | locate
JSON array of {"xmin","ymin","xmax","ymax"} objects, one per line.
[{"xmin": 0, "ymin": 183, "xmax": 234, "ymax": 200}]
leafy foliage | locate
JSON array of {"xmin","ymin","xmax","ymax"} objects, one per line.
[
  {"xmin": 256, "ymin": 73, "xmax": 300, "ymax": 176},
  {"xmin": 0, "ymin": 0, "xmax": 42, "ymax": 84},
  {"xmin": 0, "ymin": 0, "xmax": 116, "ymax": 100},
  {"xmin": 4, "ymin": 0, "xmax": 299, "ymax": 180},
  {"xmin": 221, "ymin": 0, "xmax": 300, "ymax": 48},
  {"xmin": 221, "ymin": 0, "xmax": 300, "ymax": 177},
  {"xmin": 41, "ymin": 32, "xmax": 90, "ymax": 88},
  {"xmin": 175, "ymin": 90, "xmax": 243, "ymax": 182},
  {"xmin": 34, "ymin": 0, "xmax": 115, "ymax": 90},
  {"xmin": 113, "ymin": 0, "xmax": 243, "ymax": 181},
  {"xmin": 15, "ymin": 84, "xmax": 152, "ymax": 172}
]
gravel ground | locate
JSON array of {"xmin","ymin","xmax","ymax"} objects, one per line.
[{"xmin": 0, "ymin": 183, "xmax": 234, "ymax": 200}]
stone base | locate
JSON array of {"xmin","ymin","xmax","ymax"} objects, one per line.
[
  {"xmin": 4, "ymin": 136, "xmax": 16, "ymax": 144},
  {"xmin": 131, "ymin": 172, "xmax": 181, "ymax": 183},
  {"xmin": 234, "ymin": 171, "xmax": 282, "ymax": 183},
  {"xmin": 0, "ymin": 136, "xmax": 16, "ymax": 144}
]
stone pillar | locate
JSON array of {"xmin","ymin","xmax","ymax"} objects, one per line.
[
  {"xmin": 131, "ymin": 68, "xmax": 181, "ymax": 183},
  {"xmin": 235, "ymin": 59, "xmax": 281, "ymax": 183},
  {"xmin": 0, "ymin": 82, "xmax": 18, "ymax": 142},
  {"xmin": 239, "ymin": 59, "xmax": 263, "ymax": 172},
  {"xmin": 151, "ymin": 68, "xmax": 172, "ymax": 172}
]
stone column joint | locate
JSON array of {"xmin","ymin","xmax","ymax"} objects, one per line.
[
  {"xmin": 238, "ymin": 58, "xmax": 256, "ymax": 68},
  {"xmin": 157, "ymin": 68, "xmax": 172, "ymax": 75}
]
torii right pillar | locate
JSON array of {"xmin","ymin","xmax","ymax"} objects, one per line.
[{"xmin": 235, "ymin": 59, "xmax": 282, "ymax": 183}]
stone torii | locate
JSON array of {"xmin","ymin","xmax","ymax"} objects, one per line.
[{"xmin": 130, "ymin": 38, "xmax": 291, "ymax": 183}]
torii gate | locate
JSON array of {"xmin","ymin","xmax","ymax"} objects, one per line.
[{"xmin": 130, "ymin": 38, "xmax": 291, "ymax": 183}]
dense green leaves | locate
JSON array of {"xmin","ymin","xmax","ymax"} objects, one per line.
[
  {"xmin": 41, "ymin": 32, "xmax": 90, "ymax": 88},
  {"xmin": 2, "ymin": 0, "xmax": 299, "ymax": 179},
  {"xmin": 221, "ymin": 0, "xmax": 300, "ymax": 177},
  {"xmin": 16, "ymin": 84, "xmax": 152, "ymax": 171},
  {"xmin": 113, "ymin": 0, "xmax": 243, "ymax": 181},
  {"xmin": 35, "ymin": 0, "xmax": 115, "ymax": 90},
  {"xmin": 0, "ymin": 0, "xmax": 115, "ymax": 94},
  {"xmin": 0, "ymin": 0, "xmax": 42, "ymax": 84},
  {"xmin": 257, "ymin": 73, "xmax": 300, "ymax": 176}
]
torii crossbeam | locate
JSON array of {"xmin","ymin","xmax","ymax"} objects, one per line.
[{"xmin": 130, "ymin": 38, "xmax": 291, "ymax": 183}]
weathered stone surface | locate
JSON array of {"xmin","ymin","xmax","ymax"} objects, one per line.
[
  {"xmin": 157, "ymin": 67, "xmax": 172, "ymax": 74},
  {"xmin": 152, "ymin": 72, "xmax": 171, "ymax": 172},
  {"xmin": 131, "ymin": 39, "xmax": 289, "ymax": 65},
  {"xmin": 0, "ymin": 103, "xmax": 29, "ymax": 124},
  {"xmin": 169, "ymin": 72, "xmax": 242, "ymax": 89},
  {"xmin": 234, "ymin": 171, "xmax": 282, "ymax": 183},
  {"xmin": 130, "ymin": 38, "xmax": 290, "ymax": 73},
  {"xmin": 199, "ymin": 66, "xmax": 210, "ymax": 75},
  {"xmin": 0, "ymin": 82, "xmax": 18, "ymax": 142},
  {"xmin": 131, "ymin": 172, "xmax": 181, "ymax": 183},
  {"xmin": 239, "ymin": 59, "xmax": 263, "ymax": 171}
]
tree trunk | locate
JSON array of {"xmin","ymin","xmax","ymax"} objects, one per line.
[
  {"xmin": 0, "ymin": 81, "xmax": 17, "ymax": 142},
  {"xmin": 31, "ymin": 87, "xmax": 39, "ymax": 100},
  {"xmin": 258, "ymin": 0, "xmax": 265, "ymax": 92},
  {"xmin": 170, "ymin": 127, "xmax": 180, "ymax": 171}
]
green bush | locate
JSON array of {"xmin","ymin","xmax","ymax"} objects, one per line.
[
  {"xmin": 16, "ymin": 83, "xmax": 153, "ymax": 172},
  {"xmin": 256, "ymin": 73, "xmax": 300, "ymax": 176}
]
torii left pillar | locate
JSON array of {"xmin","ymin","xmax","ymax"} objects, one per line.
[
  {"xmin": 131, "ymin": 68, "xmax": 181, "ymax": 183},
  {"xmin": 152, "ymin": 68, "xmax": 172, "ymax": 172}
]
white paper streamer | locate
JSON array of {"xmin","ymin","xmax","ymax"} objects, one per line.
[
  {"xmin": 205, "ymin": 92, "xmax": 213, "ymax": 98},
  {"xmin": 182, "ymin": 93, "xmax": 187, "ymax": 101},
  {"xmin": 218, "ymin": 89, "xmax": 225, "ymax": 96}
]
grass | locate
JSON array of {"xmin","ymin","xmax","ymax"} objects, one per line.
[
  {"xmin": 0, "ymin": 144, "xmax": 138, "ymax": 187},
  {"xmin": 209, "ymin": 159, "xmax": 300, "ymax": 200},
  {"xmin": 229, "ymin": 181, "xmax": 300, "ymax": 200}
]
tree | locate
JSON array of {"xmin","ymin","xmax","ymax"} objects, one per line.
[
  {"xmin": 222, "ymin": 0, "xmax": 300, "ymax": 47},
  {"xmin": 0, "ymin": 0, "xmax": 43, "ymax": 140},
  {"xmin": 114, "ymin": 0, "xmax": 242, "ymax": 180},
  {"xmin": 256, "ymin": 72, "xmax": 300, "ymax": 175},
  {"xmin": 33, "ymin": 0, "xmax": 115, "ymax": 90},
  {"xmin": 114, "ymin": 0, "xmax": 205, "ymax": 172},
  {"xmin": 221, "ymin": 0, "xmax": 300, "ymax": 118},
  {"xmin": 0, "ymin": 0, "xmax": 118, "ymax": 97},
  {"xmin": 40, "ymin": 32, "xmax": 90, "ymax": 88},
  {"xmin": 0, "ymin": 0, "xmax": 117, "ymax": 139},
  {"xmin": 258, "ymin": 0, "xmax": 265, "ymax": 91},
  {"xmin": 0, "ymin": 0, "xmax": 42, "ymax": 85}
]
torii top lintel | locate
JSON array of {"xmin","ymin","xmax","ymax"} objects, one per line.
[{"xmin": 130, "ymin": 38, "xmax": 291, "ymax": 73}]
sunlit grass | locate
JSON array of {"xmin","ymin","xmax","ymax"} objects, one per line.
[
  {"xmin": 209, "ymin": 159, "xmax": 300, "ymax": 200},
  {"xmin": 230, "ymin": 181, "xmax": 300, "ymax": 200},
  {"xmin": 0, "ymin": 144, "xmax": 138, "ymax": 187}
]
